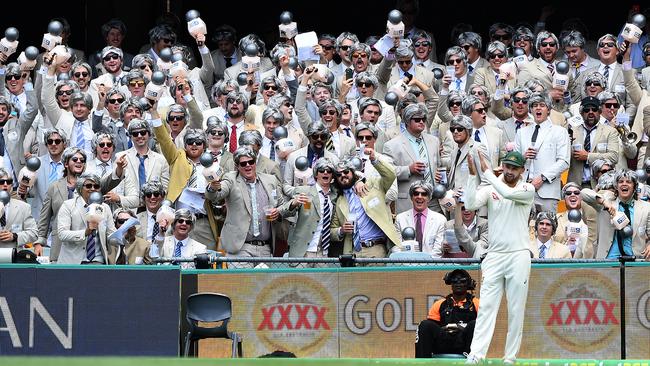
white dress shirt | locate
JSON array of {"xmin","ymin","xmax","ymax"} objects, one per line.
[{"xmin": 307, "ymin": 185, "xmax": 332, "ymax": 253}]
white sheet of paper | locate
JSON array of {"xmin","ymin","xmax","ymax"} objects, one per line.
[
  {"xmin": 444, "ymin": 229, "xmax": 461, "ymax": 253},
  {"xmin": 108, "ymin": 217, "xmax": 140, "ymax": 245},
  {"xmin": 295, "ymin": 31, "xmax": 319, "ymax": 61},
  {"xmin": 374, "ymin": 35, "xmax": 394, "ymax": 57},
  {"xmin": 178, "ymin": 189, "xmax": 207, "ymax": 213}
]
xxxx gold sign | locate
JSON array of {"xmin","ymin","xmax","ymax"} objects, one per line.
[
  {"xmin": 542, "ymin": 270, "xmax": 619, "ymax": 353},
  {"xmin": 252, "ymin": 275, "xmax": 336, "ymax": 355}
]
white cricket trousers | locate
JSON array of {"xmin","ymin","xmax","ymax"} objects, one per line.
[{"xmin": 468, "ymin": 249, "xmax": 531, "ymax": 360}]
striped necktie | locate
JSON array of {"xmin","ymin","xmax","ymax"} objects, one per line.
[
  {"xmin": 574, "ymin": 63, "xmax": 581, "ymax": 78},
  {"xmin": 75, "ymin": 120, "xmax": 86, "ymax": 149},
  {"xmin": 151, "ymin": 215, "xmax": 159, "ymax": 242},
  {"xmin": 49, "ymin": 161, "xmax": 60, "ymax": 184},
  {"xmin": 547, "ymin": 63, "xmax": 555, "ymax": 77},
  {"xmin": 326, "ymin": 137, "xmax": 335, "ymax": 153},
  {"xmin": 539, "ymin": 244, "xmax": 546, "ymax": 259},
  {"xmin": 320, "ymin": 191, "xmax": 331, "ymax": 253},
  {"xmin": 269, "ymin": 140, "xmax": 276, "ymax": 161},
  {"xmin": 416, "ymin": 137, "xmax": 432, "ymax": 184},
  {"xmin": 86, "ymin": 232, "xmax": 96, "ymax": 261},
  {"xmin": 174, "ymin": 240, "xmax": 183, "ymax": 257},
  {"xmin": 603, "ymin": 65, "xmax": 609, "ymax": 79}
]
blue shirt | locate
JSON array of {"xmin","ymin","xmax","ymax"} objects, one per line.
[
  {"xmin": 607, "ymin": 201, "xmax": 634, "ymax": 258},
  {"xmin": 617, "ymin": 33, "xmax": 648, "ymax": 69},
  {"xmin": 344, "ymin": 189, "xmax": 384, "ymax": 241},
  {"xmin": 406, "ymin": 132, "xmax": 428, "ymax": 163}
]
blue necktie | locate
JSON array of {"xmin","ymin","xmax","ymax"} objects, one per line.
[
  {"xmin": 454, "ymin": 78, "xmax": 462, "ymax": 91},
  {"xmin": 474, "ymin": 130, "xmax": 481, "ymax": 142},
  {"xmin": 75, "ymin": 120, "xmax": 86, "ymax": 149},
  {"xmin": 86, "ymin": 232, "xmax": 96, "ymax": 261},
  {"xmin": 138, "ymin": 155, "xmax": 147, "ymax": 188},
  {"xmin": 269, "ymin": 140, "xmax": 276, "ymax": 161},
  {"xmin": 0, "ymin": 128, "xmax": 5, "ymax": 157},
  {"xmin": 539, "ymin": 245, "xmax": 546, "ymax": 259},
  {"xmin": 174, "ymin": 240, "xmax": 183, "ymax": 257},
  {"xmin": 48, "ymin": 161, "xmax": 60, "ymax": 184}
]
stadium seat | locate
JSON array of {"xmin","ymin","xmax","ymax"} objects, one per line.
[{"xmin": 183, "ymin": 292, "xmax": 243, "ymax": 358}]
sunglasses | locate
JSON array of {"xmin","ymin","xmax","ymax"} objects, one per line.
[
  {"xmin": 512, "ymin": 97, "xmax": 529, "ymax": 104},
  {"xmin": 168, "ymin": 115, "xmax": 185, "ymax": 122},
  {"xmin": 176, "ymin": 218, "xmax": 193, "ymax": 225},
  {"xmin": 283, "ymin": 101, "xmax": 292, "ymax": 108},
  {"xmin": 317, "ymin": 168, "xmax": 334, "ymax": 174},
  {"xmin": 604, "ymin": 102, "xmax": 620, "ymax": 109},
  {"xmin": 103, "ymin": 54, "xmax": 120, "ymax": 62},
  {"xmin": 139, "ymin": 64, "xmax": 152, "ymax": 70},
  {"xmin": 130, "ymin": 130, "xmax": 148, "ymax": 137},
  {"xmin": 598, "ymin": 42, "xmax": 616, "ymax": 48},
  {"xmin": 540, "ymin": 42, "xmax": 557, "ymax": 48},
  {"xmin": 98, "ymin": 142, "xmax": 113, "ymax": 148},
  {"xmin": 339, "ymin": 45, "xmax": 351, "ymax": 51},
  {"xmin": 582, "ymin": 106, "xmax": 599, "ymax": 113},
  {"xmin": 208, "ymin": 130, "xmax": 224, "ymax": 136},
  {"xmin": 56, "ymin": 89, "xmax": 74, "ymax": 96},
  {"xmin": 449, "ymin": 101, "xmax": 462, "ymax": 108},
  {"xmin": 447, "ymin": 59, "xmax": 463, "ymax": 65},
  {"xmin": 473, "ymin": 108, "xmax": 487, "ymax": 114},
  {"xmin": 471, "ymin": 90, "xmax": 485, "ymax": 96},
  {"xmin": 489, "ymin": 53, "xmax": 506, "ymax": 60},
  {"xmin": 564, "ymin": 190, "xmax": 581, "ymax": 196},
  {"xmin": 397, "ymin": 59, "xmax": 412, "ymax": 65},
  {"xmin": 320, "ymin": 110, "xmax": 337, "ymax": 116},
  {"xmin": 494, "ymin": 34, "xmax": 511, "ymax": 41},
  {"xmin": 356, "ymin": 135, "xmax": 374, "ymax": 141},
  {"xmin": 47, "ymin": 138, "xmax": 63, "ymax": 145},
  {"xmin": 356, "ymin": 82, "xmax": 374, "ymax": 88},
  {"xmin": 461, "ymin": 44, "xmax": 472, "ymax": 51},
  {"xmin": 414, "ymin": 41, "xmax": 430, "ymax": 48},
  {"xmin": 586, "ymin": 81, "xmax": 601, "ymax": 87},
  {"xmin": 186, "ymin": 139, "xmax": 204, "ymax": 146},
  {"xmin": 129, "ymin": 80, "xmax": 145, "ymax": 88},
  {"xmin": 0, "ymin": 179, "xmax": 13, "ymax": 185},
  {"xmin": 412, "ymin": 191, "xmax": 429, "ymax": 197},
  {"xmin": 6, "ymin": 74, "xmax": 24, "ymax": 81},
  {"xmin": 227, "ymin": 97, "xmax": 244, "ymax": 104},
  {"xmin": 145, "ymin": 192, "xmax": 162, "ymax": 198},
  {"xmin": 450, "ymin": 127, "xmax": 466, "ymax": 133},
  {"xmin": 311, "ymin": 133, "xmax": 329, "ymax": 141},
  {"xmin": 410, "ymin": 117, "xmax": 425, "ymax": 123},
  {"xmin": 73, "ymin": 71, "xmax": 89, "ymax": 78},
  {"xmin": 70, "ymin": 156, "xmax": 86, "ymax": 163},
  {"xmin": 108, "ymin": 98, "xmax": 124, "ymax": 105},
  {"xmin": 116, "ymin": 218, "xmax": 130, "ymax": 225},
  {"xmin": 336, "ymin": 169, "xmax": 351, "ymax": 176},
  {"xmin": 238, "ymin": 159, "xmax": 255, "ymax": 167},
  {"xmin": 263, "ymin": 85, "xmax": 279, "ymax": 91},
  {"xmin": 600, "ymin": 168, "xmax": 612, "ymax": 174},
  {"xmin": 352, "ymin": 53, "xmax": 368, "ymax": 59},
  {"xmin": 83, "ymin": 183, "xmax": 101, "ymax": 189},
  {"xmin": 319, "ymin": 44, "xmax": 334, "ymax": 50}
]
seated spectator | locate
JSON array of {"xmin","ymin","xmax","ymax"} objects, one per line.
[{"xmin": 530, "ymin": 211, "xmax": 572, "ymax": 259}]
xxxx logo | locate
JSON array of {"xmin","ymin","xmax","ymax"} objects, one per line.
[
  {"xmin": 542, "ymin": 270, "xmax": 619, "ymax": 353},
  {"xmin": 253, "ymin": 275, "xmax": 335, "ymax": 355}
]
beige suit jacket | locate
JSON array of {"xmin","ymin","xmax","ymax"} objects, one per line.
[
  {"xmin": 529, "ymin": 240, "xmax": 572, "ymax": 259},
  {"xmin": 567, "ymin": 122, "xmax": 619, "ymax": 187},
  {"xmin": 117, "ymin": 148, "xmax": 170, "ymax": 209}
]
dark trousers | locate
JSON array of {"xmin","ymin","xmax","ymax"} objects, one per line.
[{"xmin": 415, "ymin": 319, "xmax": 475, "ymax": 358}]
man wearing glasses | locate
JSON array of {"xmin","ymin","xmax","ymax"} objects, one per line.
[
  {"xmin": 440, "ymin": 46, "xmax": 472, "ymax": 94},
  {"xmin": 336, "ymin": 43, "xmax": 375, "ymax": 102},
  {"xmin": 0, "ymin": 168, "xmax": 37, "ymax": 250},
  {"xmin": 137, "ymin": 180, "xmax": 168, "ymax": 244},
  {"xmin": 93, "ymin": 97, "xmax": 145, "ymax": 154},
  {"xmin": 93, "ymin": 46, "xmax": 126, "ymax": 83},
  {"xmin": 488, "ymin": 23, "xmax": 515, "ymax": 54},
  {"xmin": 395, "ymin": 181, "xmax": 446, "ymax": 255},
  {"xmin": 376, "ymin": 43, "xmax": 435, "ymax": 101},
  {"xmin": 592, "ymin": 34, "xmax": 636, "ymax": 116},
  {"xmin": 474, "ymin": 41, "xmax": 514, "ymax": 96},
  {"xmin": 283, "ymin": 121, "xmax": 338, "ymax": 196},
  {"xmin": 146, "ymin": 24, "xmax": 176, "ymax": 64},
  {"xmin": 314, "ymin": 34, "xmax": 337, "ymax": 69},
  {"xmin": 207, "ymin": 146, "xmax": 289, "ymax": 266},
  {"xmin": 412, "ymin": 31, "xmax": 444, "ymax": 71},
  {"xmin": 598, "ymin": 92, "xmax": 637, "ymax": 170},
  {"xmin": 457, "ymin": 32, "xmax": 486, "ymax": 76},
  {"xmin": 329, "ymin": 32, "xmax": 358, "ymax": 78},
  {"xmin": 119, "ymin": 119, "xmax": 169, "ymax": 209},
  {"xmin": 462, "ymin": 96, "xmax": 506, "ymax": 170},
  {"xmin": 354, "ymin": 122, "xmax": 398, "ymax": 206},
  {"xmin": 57, "ymin": 173, "xmax": 116, "ymax": 265},
  {"xmin": 154, "ymin": 209, "xmax": 207, "ymax": 269},
  {"xmin": 554, "ymin": 182, "xmax": 597, "ymax": 258},
  {"xmin": 567, "ymin": 97, "xmax": 618, "ymax": 188},
  {"xmin": 0, "ymin": 63, "xmax": 29, "ymax": 113},
  {"xmin": 496, "ymin": 88, "xmax": 533, "ymax": 145},
  {"xmin": 447, "ymin": 115, "xmax": 488, "ymax": 193},
  {"xmin": 31, "ymin": 128, "xmax": 67, "ymax": 220}
]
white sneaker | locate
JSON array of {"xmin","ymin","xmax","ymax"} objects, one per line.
[
  {"xmin": 503, "ymin": 357, "xmax": 516, "ymax": 365},
  {"xmin": 464, "ymin": 353, "xmax": 484, "ymax": 364}
]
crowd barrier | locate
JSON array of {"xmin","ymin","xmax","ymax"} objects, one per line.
[{"xmin": 1, "ymin": 260, "xmax": 649, "ymax": 359}]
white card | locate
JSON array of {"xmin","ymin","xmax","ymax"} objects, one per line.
[{"xmin": 295, "ymin": 31, "xmax": 319, "ymax": 62}]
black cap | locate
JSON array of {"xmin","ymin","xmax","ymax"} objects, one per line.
[{"xmin": 581, "ymin": 96, "xmax": 601, "ymax": 109}]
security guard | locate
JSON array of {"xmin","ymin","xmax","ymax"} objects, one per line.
[{"xmin": 415, "ymin": 269, "xmax": 479, "ymax": 357}]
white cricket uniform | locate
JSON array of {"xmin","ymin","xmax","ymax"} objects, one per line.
[{"xmin": 464, "ymin": 170, "xmax": 534, "ymax": 362}]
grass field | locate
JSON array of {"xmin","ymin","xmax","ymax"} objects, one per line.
[{"xmin": 2, "ymin": 358, "xmax": 648, "ymax": 366}]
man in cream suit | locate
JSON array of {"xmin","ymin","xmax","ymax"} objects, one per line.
[
  {"xmin": 0, "ymin": 89, "xmax": 38, "ymax": 184},
  {"xmin": 582, "ymin": 170, "xmax": 650, "ymax": 260},
  {"xmin": 395, "ymin": 181, "xmax": 446, "ymax": 256},
  {"xmin": 107, "ymin": 208, "xmax": 150, "ymax": 265},
  {"xmin": 136, "ymin": 180, "xmax": 167, "ymax": 244},
  {"xmin": 555, "ymin": 183, "xmax": 597, "ymax": 259},
  {"xmin": 222, "ymin": 34, "xmax": 274, "ymax": 81},
  {"xmin": 496, "ymin": 88, "xmax": 533, "ymax": 145},
  {"xmin": 561, "ymin": 31, "xmax": 599, "ymax": 98},
  {"xmin": 384, "ymin": 104, "xmax": 443, "ymax": 214},
  {"xmin": 439, "ymin": 46, "xmax": 474, "ymax": 94},
  {"xmin": 463, "ymin": 96, "xmax": 506, "ymax": 169},
  {"xmin": 473, "ymin": 41, "xmax": 516, "ymax": 96},
  {"xmin": 155, "ymin": 209, "xmax": 207, "ymax": 270},
  {"xmin": 239, "ymin": 130, "xmax": 282, "ymax": 182},
  {"xmin": 206, "ymin": 147, "xmax": 289, "ymax": 266},
  {"xmin": 529, "ymin": 211, "xmax": 572, "ymax": 259},
  {"xmin": 57, "ymin": 173, "xmax": 116, "ymax": 264},
  {"xmin": 280, "ymin": 158, "xmax": 336, "ymax": 259},
  {"xmin": 447, "ymin": 115, "xmax": 489, "ymax": 192},
  {"xmin": 118, "ymin": 119, "xmax": 170, "ymax": 209},
  {"xmin": 31, "ymin": 128, "xmax": 67, "ymax": 220},
  {"xmin": 567, "ymin": 97, "xmax": 619, "ymax": 188},
  {"xmin": 0, "ymin": 169, "xmax": 37, "ymax": 249},
  {"xmin": 318, "ymin": 100, "xmax": 356, "ymax": 159},
  {"xmin": 515, "ymin": 92, "xmax": 570, "ymax": 212},
  {"xmin": 330, "ymin": 148, "xmax": 401, "ymax": 257},
  {"xmin": 457, "ymin": 32, "xmax": 488, "ymax": 75},
  {"xmin": 446, "ymin": 202, "xmax": 489, "ymax": 259},
  {"xmin": 375, "ymin": 43, "xmax": 435, "ymax": 100}
]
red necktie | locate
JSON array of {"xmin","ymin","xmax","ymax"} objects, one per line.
[{"xmin": 229, "ymin": 125, "xmax": 237, "ymax": 153}]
